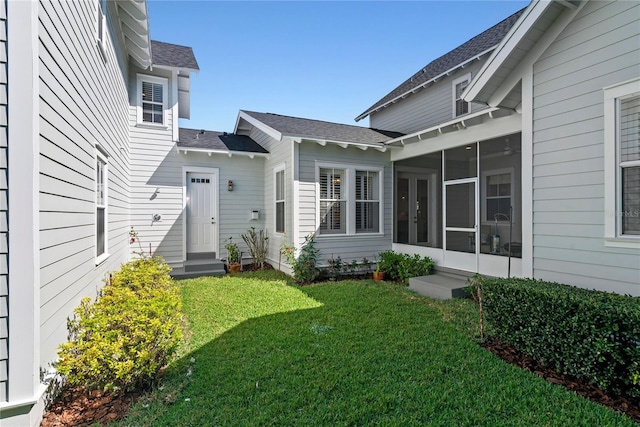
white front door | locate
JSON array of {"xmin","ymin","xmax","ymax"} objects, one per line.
[
  {"xmin": 186, "ymin": 172, "xmax": 217, "ymax": 254},
  {"xmin": 396, "ymin": 173, "xmax": 437, "ymax": 246}
]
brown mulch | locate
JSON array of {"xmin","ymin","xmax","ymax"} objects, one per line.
[
  {"xmin": 40, "ymin": 388, "xmax": 141, "ymax": 427},
  {"xmin": 482, "ymin": 337, "xmax": 640, "ymax": 423}
]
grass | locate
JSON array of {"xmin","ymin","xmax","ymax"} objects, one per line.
[{"xmin": 115, "ymin": 271, "xmax": 635, "ymax": 426}]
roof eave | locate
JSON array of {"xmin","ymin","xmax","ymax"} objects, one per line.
[
  {"xmin": 354, "ymin": 46, "xmax": 497, "ymax": 122},
  {"xmin": 290, "ymin": 136, "xmax": 400, "ymax": 152},
  {"xmin": 176, "ymin": 145, "xmax": 270, "ymax": 159},
  {"xmin": 115, "ymin": 0, "xmax": 152, "ymax": 69},
  {"xmin": 464, "ymin": 0, "xmax": 584, "ymax": 107}
]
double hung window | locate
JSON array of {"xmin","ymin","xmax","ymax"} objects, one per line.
[
  {"xmin": 275, "ymin": 167, "xmax": 285, "ymax": 233},
  {"xmin": 96, "ymin": 149, "xmax": 108, "ymax": 262},
  {"xmin": 137, "ymin": 75, "xmax": 167, "ymax": 126}
]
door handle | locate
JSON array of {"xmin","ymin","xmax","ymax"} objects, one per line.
[{"xmin": 211, "ymin": 217, "xmax": 216, "ymax": 224}]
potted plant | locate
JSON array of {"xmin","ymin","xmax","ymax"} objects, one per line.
[
  {"xmin": 372, "ymin": 256, "xmax": 385, "ymax": 281},
  {"xmin": 225, "ymin": 237, "xmax": 241, "ymax": 273}
]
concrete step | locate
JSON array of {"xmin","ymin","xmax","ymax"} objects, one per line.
[
  {"xmin": 170, "ymin": 267, "xmax": 226, "ymax": 280},
  {"xmin": 409, "ymin": 272, "xmax": 471, "ymax": 300},
  {"xmin": 184, "ymin": 258, "xmax": 225, "ymax": 273},
  {"xmin": 187, "ymin": 252, "xmax": 217, "ymax": 261}
]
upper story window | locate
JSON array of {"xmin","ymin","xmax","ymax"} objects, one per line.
[
  {"xmin": 317, "ymin": 163, "xmax": 383, "ymax": 236},
  {"xmin": 96, "ymin": 0, "xmax": 107, "ymax": 61},
  {"xmin": 137, "ymin": 75, "xmax": 168, "ymax": 126},
  {"xmin": 604, "ymin": 78, "xmax": 640, "ymax": 247},
  {"xmin": 452, "ymin": 73, "xmax": 471, "ymax": 118},
  {"xmin": 275, "ymin": 166, "xmax": 285, "ymax": 234}
]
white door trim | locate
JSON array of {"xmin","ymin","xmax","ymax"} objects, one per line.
[{"xmin": 182, "ymin": 166, "xmax": 219, "ymax": 261}]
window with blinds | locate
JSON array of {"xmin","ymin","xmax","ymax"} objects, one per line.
[
  {"xmin": 620, "ymin": 94, "xmax": 640, "ymax": 235},
  {"xmin": 319, "ymin": 168, "xmax": 346, "ymax": 234},
  {"xmin": 355, "ymin": 170, "xmax": 379, "ymax": 233},
  {"xmin": 142, "ymin": 81, "xmax": 164, "ymax": 124},
  {"xmin": 275, "ymin": 169, "xmax": 285, "ymax": 233}
]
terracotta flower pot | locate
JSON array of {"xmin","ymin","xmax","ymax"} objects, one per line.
[
  {"xmin": 373, "ymin": 271, "xmax": 385, "ymax": 281},
  {"xmin": 229, "ymin": 263, "xmax": 241, "ymax": 274}
]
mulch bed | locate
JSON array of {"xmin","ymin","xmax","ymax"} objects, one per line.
[
  {"xmin": 40, "ymin": 388, "xmax": 141, "ymax": 427},
  {"xmin": 482, "ymin": 337, "xmax": 639, "ymax": 423}
]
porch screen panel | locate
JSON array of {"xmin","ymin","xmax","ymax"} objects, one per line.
[
  {"xmin": 319, "ymin": 168, "xmax": 345, "ymax": 234},
  {"xmin": 355, "ymin": 170, "xmax": 379, "ymax": 233},
  {"xmin": 620, "ymin": 95, "xmax": 640, "ymax": 235}
]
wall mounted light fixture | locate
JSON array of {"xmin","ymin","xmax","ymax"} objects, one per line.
[{"xmin": 227, "ymin": 180, "xmax": 234, "ymax": 191}]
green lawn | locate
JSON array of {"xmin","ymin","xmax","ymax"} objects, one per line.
[{"xmin": 115, "ymin": 271, "xmax": 634, "ymax": 426}]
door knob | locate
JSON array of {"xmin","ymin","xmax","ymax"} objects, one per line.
[{"xmin": 211, "ymin": 217, "xmax": 216, "ymax": 224}]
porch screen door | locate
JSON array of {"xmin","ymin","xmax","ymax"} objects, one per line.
[{"xmin": 444, "ymin": 179, "xmax": 478, "ymax": 271}]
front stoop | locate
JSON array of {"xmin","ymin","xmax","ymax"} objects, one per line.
[
  {"xmin": 408, "ymin": 267, "xmax": 474, "ymax": 300},
  {"xmin": 170, "ymin": 252, "xmax": 226, "ymax": 279}
]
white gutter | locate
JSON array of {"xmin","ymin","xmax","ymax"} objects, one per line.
[
  {"xmin": 384, "ymin": 107, "xmax": 506, "ymax": 145},
  {"xmin": 176, "ymin": 145, "xmax": 270, "ymax": 159}
]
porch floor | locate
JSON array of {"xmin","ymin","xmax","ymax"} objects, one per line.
[{"xmin": 408, "ymin": 266, "xmax": 474, "ymax": 300}]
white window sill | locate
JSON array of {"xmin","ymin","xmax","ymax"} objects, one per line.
[
  {"xmin": 604, "ymin": 237, "xmax": 640, "ymax": 249},
  {"xmin": 316, "ymin": 232, "xmax": 385, "ymax": 240},
  {"xmin": 95, "ymin": 252, "xmax": 111, "ymax": 266},
  {"xmin": 136, "ymin": 122, "xmax": 169, "ymax": 131}
]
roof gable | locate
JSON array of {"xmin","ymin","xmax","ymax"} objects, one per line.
[
  {"xmin": 355, "ymin": 7, "xmax": 526, "ymax": 122},
  {"xmin": 151, "ymin": 40, "xmax": 199, "ymax": 71}
]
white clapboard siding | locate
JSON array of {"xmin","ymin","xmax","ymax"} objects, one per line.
[
  {"xmin": 0, "ymin": 0, "xmax": 6, "ymax": 402},
  {"xmin": 37, "ymin": 0, "xmax": 133, "ymax": 368},
  {"xmin": 298, "ymin": 142, "xmax": 392, "ymax": 265},
  {"xmin": 369, "ymin": 61, "xmax": 487, "ymax": 134},
  {"xmin": 532, "ymin": 0, "xmax": 640, "ymax": 295}
]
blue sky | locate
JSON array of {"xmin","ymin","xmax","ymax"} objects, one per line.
[{"xmin": 147, "ymin": 1, "xmax": 530, "ymax": 132}]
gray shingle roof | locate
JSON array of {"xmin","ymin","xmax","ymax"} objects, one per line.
[
  {"xmin": 356, "ymin": 7, "xmax": 526, "ymax": 121},
  {"xmin": 242, "ymin": 111, "xmax": 403, "ymax": 144},
  {"xmin": 178, "ymin": 128, "xmax": 268, "ymax": 154},
  {"xmin": 151, "ymin": 40, "xmax": 199, "ymax": 70}
]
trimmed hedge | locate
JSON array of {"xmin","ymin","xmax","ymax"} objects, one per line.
[
  {"xmin": 476, "ymin": 277, "xmax": 640, "ymax": 398},
  {"xmin": 57, "ymin": 258, "xmax": 184, "ymax": 392}
]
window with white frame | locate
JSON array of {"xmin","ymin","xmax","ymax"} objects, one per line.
[
  {"xmin": 319, "ymin": 168, "xmax": 346, "ymax": 234},
  {"xmin": 275, "ymin": 167, "xmax": 285, "ymax": 233},
  {"xmin": 318, "ymin": 164, "xmax": 383, "ymax": 235},
  {"xmin": 604, "ymin": 78, "xmax": 640, "ymax": 243},
  {"xmin": 355, "ymin": 170, "xmax": 380, "ymax": 233},
  {"xmin": 96, "ymin": 0, "xmax": 107, "ymax": 60},
  {"xmin": 483, "ymin": 170, "xmax": 512, "ymax": 223},
  {"xmin": 96, "ymin": 149, "xmax": 108, "ymax": 261},
  {"xmin": 452, "ymin": 73, "xmax": 471, "ymax": 117},
  {"xmin": 137, "ymin": 75, "xmax": 167, "ymax": 125}
]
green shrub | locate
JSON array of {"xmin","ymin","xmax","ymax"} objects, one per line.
[
  {"xmin": 57, "ymin": 258, "xmax": 184, "ymax": 392},
  {"xmin": 377, "ymin": 250, "xmax": 434, "ymax": 283},
  {"xmin": 281, "ymin": 233, "xmax": 320, "ymax": 284},
  {"xmin": 478, "ymin": 277, "xmax": 640, "ymax": 398}
]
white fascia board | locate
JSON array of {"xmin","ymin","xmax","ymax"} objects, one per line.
[
  {"xmin": 386, "ymin": 107, "xmax": 503, "ymax": 145},
  {"xmin": 235, "ymin": 111, "xmax": 282, "ymax": 141},
  {"xmin": 354, "ymin": 46, "xmax": 496, "ymax": 122},
  {"xmin": 463, "ymin": 1, "xmax": 547, "ymax": 103},
  {"xmin": 115, "ymin": 0, "xmax": 151, "ymax": 68},
  {"xmin": 176, "ymin": 145, "xmax": 269, "ymax": 159},
  {"xmin": 153, "ymin": 64, "xmax": 200, "ymax": 75},
  {"xmin": 295, "ymin": 137, "xmax": 401, "ymax": 151}
]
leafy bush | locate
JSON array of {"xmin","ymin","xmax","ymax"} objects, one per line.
[
  {"xmin": 281, "ymin": 233, "xmax": 320, "ymax": 284},
  {"xmin": 241, "ymin": 227, "xmax": 269, "ymax": 269},
  {"xmin": 377, "ymin": 250, "xmax": 434, "ymax": 283},
  {"xmin": 57, "ymin": 258, "xmax": 184, "ymax": 392},
  {"xmin": 477, "ymin": 276, "xmax": 640, "ymax": 398}
]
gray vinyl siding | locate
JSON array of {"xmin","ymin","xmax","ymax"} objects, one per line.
[
  {"xmin": 369, "ymin": 60, "xmax": 488, "ymax": 134},
  {"xmin": 245, "ymin": 127, "xmax": 291, "ymax": 267},
  {"xmin": 298, "ymin": 143, "xmax": 392, "ymax": 266},
  {"xmin": 0, "ymin": 0, "xmax": 7, "ymax": 402},
  {"xmin": 38, "ymin": 0, "xmax": 132, "ymax": 366},
  {"xmin": 532, "ymin": 0, "xmax": 640, "ymax": 295}
]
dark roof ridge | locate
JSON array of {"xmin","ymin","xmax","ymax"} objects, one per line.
[{"xmin": 242, "ymin": 110, "xmax": 384, "ymax": 133}]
